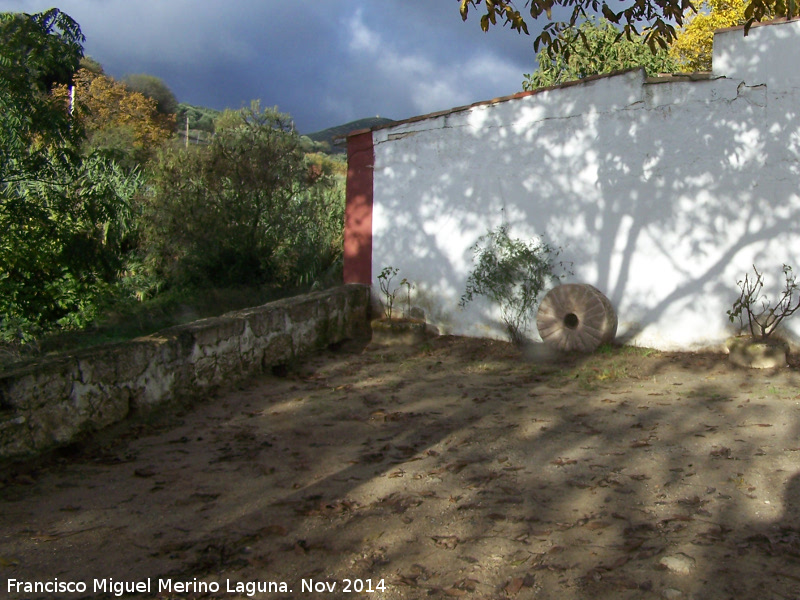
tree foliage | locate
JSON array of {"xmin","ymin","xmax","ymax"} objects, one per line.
[
  {"xmin": 459, "ymin": 0, "xmax": 789, "ymax": 59},
  {"xmin": 0, "ymin": 9, "xmax": 143, "ymax": 338},
  {"xmin": 744, "ymin": 0, "xmax": 796, "ymax": 27},
  {"xmin": 0, "ymin": 8, "xmax": 84, "ymax": 179},
  {"xmin": 123, "ymin": 74, "xmax": 178, "ymax": 116},
  {"xmin": 79, "ymin": 55, "xmax": 104, "ymax": 74},
  {"xmin": 669, "ymin": 0, "xmax": 751, "ymax": 71},
  {"xmin": 0, "ymin": 8, "xmax": 84, "ymax": 92},
  {"xmin": 53, "ymin": 69, "xmax": 175, "ymax": 164},
  {"xmin": 142, "ymin": 103, "xmax": 343, "ymax": 288},
  {"xmin": 523, "ymin": 18, "xmax": 677, "ymax": 90},
  {"xmin": 176, "ymin": 102, "xmax": 220, "ymax": 133},
  {"xmin": 1, "ymin": 155, "xmax": 142, "ymax": 336},
  {"xmin": 1, "ymin": 8, "xmax": 347, "ymax": 348},
  {"xmin": 459, "ymin": 0, "xmax": 694, "ymax": 57}
]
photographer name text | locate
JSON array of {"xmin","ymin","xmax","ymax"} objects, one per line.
[{"xmin": 8, "ymin": 577, "xmax": 387, "ymax": 597}]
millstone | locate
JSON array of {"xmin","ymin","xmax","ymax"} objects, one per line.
[{"xmin": 536, "ymin": 284, "xmax": 617, "ymax": 352}]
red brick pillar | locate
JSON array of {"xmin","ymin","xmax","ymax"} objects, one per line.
[{"xmin": 343, "ymin": 130, "xmax": 374, "ymax": 285}]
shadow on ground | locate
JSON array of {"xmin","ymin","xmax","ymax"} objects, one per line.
[{"xmin": 1, "ymin": 336, "xmax": 800, "ymax": 600}]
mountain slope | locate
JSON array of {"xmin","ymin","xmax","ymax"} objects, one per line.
[{"xmin": 306, "ymin": 117, "xmax": 395, "ymax": 153}]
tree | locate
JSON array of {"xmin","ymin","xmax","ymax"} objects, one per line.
[
  {"xmin": 54, "ymin": 69, "xmax": 175, "ymax": 165},
  {"xmin": 79, "ymin": 55, "xmax": 104, "ymax": 74},
  {"xmin": 176, "ymin": 102, "xmax": 220, "ymax": 133},
  {"xmin": 299, "ymin": 135, "xmax": 332, "ymax": 154},
  {"xmin": 142, "ymin": 102, "xmax": 343, "ymax": 288},
  {"xmin": 0, "ymin": 8, "xmax": 83, "ymax": 93},
  {"xmin": 669, "ymin": 0, "xmax": 752, "ymax": 71},
  {"xmin": 1, "ymin": 154, "xmax": 142, "ymax": 335},
  {"xmin": 523, "ymin": 18, "xmax": 677, "ymax": 90},
  {"xmin": 0, "ymin": 9, "xmax": 142, "ymax": 339},
  {"xmin": 458, "ymin": 0, "xmax": 785, "ymax": 59},
  {"xmin": 123, "ymin": 73, "xmax": 178, "ymax": 117},
  {"xmin": 0, "ymin": 8, "xmax": 84, "ymax": 179}
]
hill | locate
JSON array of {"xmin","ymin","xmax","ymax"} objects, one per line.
[
  {"xmin": 171, "ymin": 106, "xmax": 395, "ymax": 153},
  {"xmin": 175, "ymin": 102, "xmax": 221, "ymax": 146},
  {"xmin": 306, "ymin": 117, "xmax": 395, "ymax": 153}
]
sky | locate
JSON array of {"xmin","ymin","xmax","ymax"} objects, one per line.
[{"xmin": 0, "ymin": 1, "xmax": 541, "ymax": 133}]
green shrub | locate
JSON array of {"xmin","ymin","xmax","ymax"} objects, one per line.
[
  {"xmin": 141, "ymin": 102, "xmax": 344, "ymax": 289},
  {"xmin": 460, "ymin": 224, "xmax": 564, "ymax": 345},
  {"xmin": 1, "ymin": 150, "xmax": 143, "ymax": 340}
]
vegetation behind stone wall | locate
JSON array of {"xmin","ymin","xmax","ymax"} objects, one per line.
[{"xmin": 0, "ymin": 285, "xmax": 370, "ymax": 461}]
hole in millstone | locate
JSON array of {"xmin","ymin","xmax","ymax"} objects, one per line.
[
  {"xmin": 563, "ymin": 313, "xmax": 580, "ymax": 330},
  {"xmin": 271, "ymin": 364, "xmax": 289, "ymax": 377}
]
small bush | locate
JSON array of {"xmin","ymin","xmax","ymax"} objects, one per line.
[
  {"xmin": 376, "ymin": 267, "xmax": 413, "ymax": 319},
  {"xmin": 460, "ymin": 225, "xmax": 565, "ymax": 345},
  {"xmin": 728, "ymin": 264, "xmax": 800, "ymax": 340}
]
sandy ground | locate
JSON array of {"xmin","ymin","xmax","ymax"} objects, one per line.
[{"xmin": 2, "ymin": 335, "xmax": 800, "ymax": 600}]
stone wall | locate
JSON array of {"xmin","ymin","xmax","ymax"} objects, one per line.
[{"xmin": 0, "ymin": 284, "xmax": 371, "ymax": 460}]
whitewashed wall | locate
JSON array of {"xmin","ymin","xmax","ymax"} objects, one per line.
[{"xmin": 369, "ymin": 19, "xmax": 800, "ymax": 350}]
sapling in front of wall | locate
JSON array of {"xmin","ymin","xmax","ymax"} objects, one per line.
[
  {"xmin": 459, "ymin": 225, "xmax": 564, "ymax": 346},
  {"xmin": 374, "ymin": 266, "xmax": 431, "ymax": 345},
  {"xmin": 376, "ymin": 266, "xmax": 413, "ymax": 320},
  {"xmin": 726, "ymin": 264, "xmax": 799, "ymax": 368}
]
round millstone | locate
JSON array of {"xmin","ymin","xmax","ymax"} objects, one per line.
[{"xmin": 536, "ymin": 284, "xmax": 617, "ymax": 352}]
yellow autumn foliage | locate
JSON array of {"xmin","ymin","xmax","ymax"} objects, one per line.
[
  {"xmin": 669, "ymin": 0, "xmax": 750, "ymax": 71},
  {"xmin": 54, "ymin": 69, "xmax": 174, "ymax": 154}
]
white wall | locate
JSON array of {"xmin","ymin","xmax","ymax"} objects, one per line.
[{"xmin": 370, "ymin": 20, "xmax": 800, "ymax": 350}]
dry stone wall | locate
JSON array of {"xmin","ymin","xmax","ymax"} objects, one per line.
[{"xmin": 0, "ymin": 285, "xmax": 370, "ymax": 460}]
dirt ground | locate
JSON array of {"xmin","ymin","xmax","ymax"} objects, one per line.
[{"xmin": 2, "ymin": 335, "xmax": 800, "ymax": 600}]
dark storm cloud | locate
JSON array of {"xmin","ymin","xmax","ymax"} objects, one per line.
[{"xmin": 0, "ymin": 0, "xmax": 538, "ymax": 132}]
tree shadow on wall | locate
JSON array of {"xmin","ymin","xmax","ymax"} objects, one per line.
[{"xmin": 372, "ymin": 30, "xmax": 800, "ymax": 344}]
